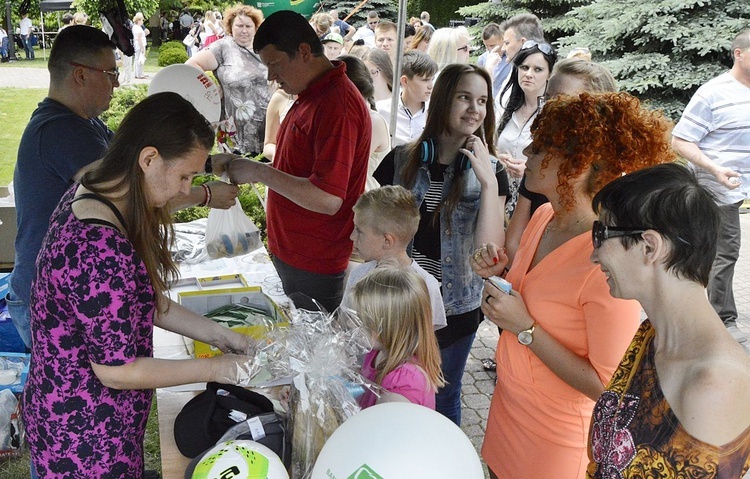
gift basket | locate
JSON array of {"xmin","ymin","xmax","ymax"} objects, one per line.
[{"xmin": 227, "ymin": 304, "xmax": 378, "ymax": 479}]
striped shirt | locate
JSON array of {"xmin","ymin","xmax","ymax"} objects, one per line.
[{"xmin": 672, "ymin": 72, "xmax": 750, "ymax": 205}]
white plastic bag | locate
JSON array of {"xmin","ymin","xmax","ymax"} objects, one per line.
[{"xmin": 205, "ymin": 197, "xmax": 261, "ymax": 259}]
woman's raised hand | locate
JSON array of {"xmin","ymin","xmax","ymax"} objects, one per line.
[
  {"xmin": 498, "ymin": 153, "xmax": 526, "ymax": 178},
  {"xmin": 471, "ymin": 242, "xmax": 508, "ymax": 278},
  {"xmin": 460, "ymin": 135, "xmax": 495, "ymax": 187}
]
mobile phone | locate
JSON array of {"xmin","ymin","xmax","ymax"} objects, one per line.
[{"xmin": 487, "ymin": 276, "xmax": 512, "ymax": 295}]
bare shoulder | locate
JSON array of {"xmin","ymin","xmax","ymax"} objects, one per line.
[{"xmin": 675, "ymin": 343, "xmax": 750, "ymax": 446}]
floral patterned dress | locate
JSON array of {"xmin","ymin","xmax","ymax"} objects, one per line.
[
  {"xmin": 587, "ymin": 321, "xmax": 750, "ymax": 479},
  {"xmin": 23, "ymin": 186, "xmax": 156, "ymax": 478},
  {"xmin": 208, "ymin": 37, "xmax": 272, "ymax": 155}
]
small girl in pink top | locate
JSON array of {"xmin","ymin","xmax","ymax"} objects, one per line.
[{"xmin": 351, "ymin": 266, "xmax": 444, "ymax": 409}]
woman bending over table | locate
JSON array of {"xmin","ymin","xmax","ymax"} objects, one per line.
[{"xmin": 23, "ymin": 92, "xmax": 254, "ymax": 479}]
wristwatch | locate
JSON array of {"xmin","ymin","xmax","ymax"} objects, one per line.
[{"xmin": 517, "ymin": 321, "xmax": 537, "ymax": 346}]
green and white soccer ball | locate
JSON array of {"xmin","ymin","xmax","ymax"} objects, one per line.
[{"xmin": 191, "ymin": 440, "xmax": 289, "ymax": 479}]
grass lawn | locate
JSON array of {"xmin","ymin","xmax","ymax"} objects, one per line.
[{"xmin": 0, "ymin": 89, "xmax": 46, "ymax": 185}]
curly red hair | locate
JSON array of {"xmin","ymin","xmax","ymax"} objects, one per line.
[{"xmin": 530, "ymin": 92, "xmax": 675, "ymax": 210}]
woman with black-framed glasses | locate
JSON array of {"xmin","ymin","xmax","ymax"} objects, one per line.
[
  {"xmin": 588, "ymin": 163, "xmax": 750, "ymax": 478},
  {"xmin": 496, "ymin": 40, "xmax": 557, "ymax": 219},
  {"xmin": 472, "ymin": 92, "xmax": 674, "ymax": 478}
]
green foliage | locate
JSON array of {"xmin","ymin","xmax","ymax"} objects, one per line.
[
  {"xmin": 99, "ymin": 84, "xmax": 149, "ymax": 131},
  {"xmin": 558, "ymin": 0, "xmax": 750, "ymax": 119},
  {"xmin": 329, "ymin": 0, "xmax": 399, "ymax": 28},
  {"xmin": 158, "ymin": 42, "xmax": 188, "ymax": 66},
  {"xmin": 458, "ymin": 1, "xmax": 585, "ymax": 52},
  {"xmin": 407, "ymin": 0, "xmax": 485, "ymax": 27},
  {"xmin": 75, "ymin": 0, "xmax": 161, "ymax": 24},
  {"xmin": 159, "ymin": 40, "xmax": 184, "ymax": 51}
]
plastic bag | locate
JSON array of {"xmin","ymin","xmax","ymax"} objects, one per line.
[
  {"xmin": 0, "ymin": 389, "xmax": 22, "ymax": 460},
  {"xmin": 205, "ymin": 193, "xmax": 261, "ymax": 259}
]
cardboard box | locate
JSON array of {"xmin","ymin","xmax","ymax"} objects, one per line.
[
  {"xmin": 0, "ymin": 352, "xmax": 30, "ymax": 394},
  {"xmin": 177, "ymin": 281, "xmax": 288, "ymax": 358},
  {"xmin": 0, "ymin": 187, "xmax": 16, "ymax": 268}
]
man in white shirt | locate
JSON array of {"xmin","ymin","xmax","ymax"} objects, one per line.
[
  {"xmin": 671, "ymin": 29, "xmax": 750, "ymax": 328},
  {"xmin": 19, "ymin": 13, "xmax": 34, "ymax": 60},
  {"xmin": 352, "ymin": 11, "xmax": 379, "ymax": 48},
  {"xmin": 377, "ymin": 51, "xmax": 437, "ymax": 147}
]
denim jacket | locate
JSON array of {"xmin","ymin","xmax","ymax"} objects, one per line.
[{"xmin": 391, "ymin": 147, "xmax": 500, "ymax": 316}]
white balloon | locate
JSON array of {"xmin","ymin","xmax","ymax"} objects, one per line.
[
  {"xmin": 148, "ymin": 64, "xmax": 222, "ymax": 124},
  {"xmin": 311, "ymin": 402, "xmax": 484, "ymax": 479}
]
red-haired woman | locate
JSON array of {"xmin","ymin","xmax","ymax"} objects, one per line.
[{"xmin": 473, "ymin": 92, "xmax": 676, "ymax": 478}]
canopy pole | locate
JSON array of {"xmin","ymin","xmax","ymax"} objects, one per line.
[{"xmin": 387, "ymin": 0, "xmax": 408, "ymax": 147}]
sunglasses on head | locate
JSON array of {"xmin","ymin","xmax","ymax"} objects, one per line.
[
  {"xmin": 591, "ymin": 221, "xmax": 647, "ymax": 249},
  {"xmin": 521, "ymin": 40, "xmax": 554, "ymax": 56}
]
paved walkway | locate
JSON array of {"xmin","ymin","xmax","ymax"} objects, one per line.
[
  {"xmin": 0, "ymin": 66, "xmax": 151, "ymax": 88},
  {"xmin": 3, "ymin": 64, "xmax": 749, "ymax": 478}
]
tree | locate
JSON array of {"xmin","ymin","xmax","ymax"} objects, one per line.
[
  {"xmin": 409, "ymin": 0, "xmax": 485, "ymax": 28},
  {"xmin": 558, "ymin": 0, "xmax": 750, "ymax": 119},
  {"xmin": 323, "ymin": 0, "xmax": 399, "ymax": 28},
  {"xmin": 458, "ymin": 0, "xmax": 588, "ymax": 46},
  {"xmin": 74, "ymin": 0, "xmax": 160, "ymax": 25}
]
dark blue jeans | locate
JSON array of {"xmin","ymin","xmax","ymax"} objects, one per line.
[
  {"xmin": 21, "ymin": 34, "xmax": 34, "ymax": 59},
  {"xmin": 5, "ymin": 277, "xmax": 32, "ymax": 348},
  {"xmin": 435, "ymin": 332, "xmax": 476, "ymax": 426}
]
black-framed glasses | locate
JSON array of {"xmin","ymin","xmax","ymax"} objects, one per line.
[
  {"xmin": 69, "ymin": 61, "xmax": 119, "ymax": 83},
  {"xmin": 368, "ymin": 20, "xmax": 380, "ymax": 26},
  {"xmin": 592, "ymin": 221, "xmax": 647, "ymax": 249},
  {"xmin": 520, "ymin": 40, "xmax": 554, "ymax": 56},
  {"xmin": 457, "ymin": 45, "xmax": 469, "ymax": 53}
]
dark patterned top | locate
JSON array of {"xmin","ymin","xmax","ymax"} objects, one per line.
[
  {"xmin": 23, "ymin": 185, "xmax": 156, "ymax": 478},
  {"xmin": 587, "ymin": 321, "xmax": 750, "ymax": 479}
]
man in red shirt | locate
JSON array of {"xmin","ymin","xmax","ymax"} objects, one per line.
[{"xmin": 225, "ymin": 10, "xmax": 371, "ymax": 312}]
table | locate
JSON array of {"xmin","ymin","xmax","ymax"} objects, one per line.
[
  {"xmin": 155, "ymin": 390, "xmax": 198, "ymax": 479},
  {"xmin": 155, "ymin": 246, "xmax": 288, "ymax": 479}
]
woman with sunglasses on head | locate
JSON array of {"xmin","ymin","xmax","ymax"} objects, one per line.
[
  {"xmin": 496, "ymin": 40, "xmax": 557, "ymax": 219},
  {"xmin": 587, "ymin": 163, "xmax": 750, "ymax": 479},
  {"xmin": 374, "ymin": 64, "xmax": 509, "ymax": 426},
  {"xmin": 473, "ymin": 92, "xmax": 674, "ymax": 478}
]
